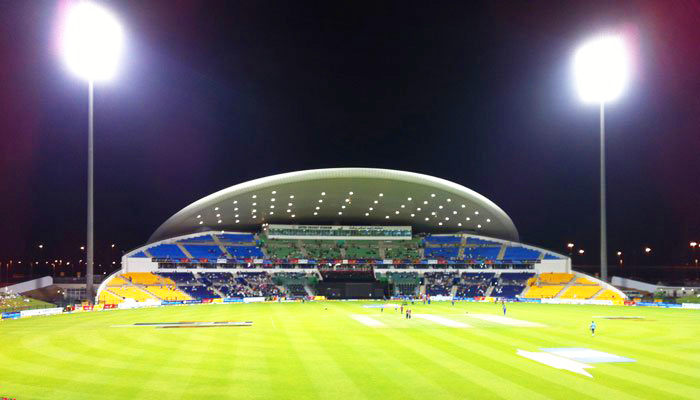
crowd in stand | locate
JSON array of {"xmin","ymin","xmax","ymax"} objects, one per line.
[{"xmin": 424, "ymin": 272, "xmax": 457, "ymax": 296}]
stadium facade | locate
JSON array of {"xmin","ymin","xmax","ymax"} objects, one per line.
[{"xmin": 97, "ymin": 168, "xmax": 625, "ymax": 303}]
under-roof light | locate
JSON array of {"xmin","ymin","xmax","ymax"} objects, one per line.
[
  {"xmin": 269, "ymin": 211, "xmax": 274, "ymax": 215},
  {"xmin": 291, "ymin": 214, "xmax": 295, "ymax": 218},
  {"xmin": 338, "ymin": 212, "xmax": 343, "ymax": 215},
  {"xmin": 345, "ymin": 198, "xmax": 350, "ymax": 202},
  {"xmin": 318, "ymin": 199, "xmax": 323, "ymax": 203},
  {"xmin": 253, "ymin": 215, "xmax": 257, "ymax": 218},
  {"xmin": 431, "ymin": 193, "xmax": 436, "ymax": 197},
  {"xmin": 313, "ymin": 212, "xmax": 318, "ymax": 215},
  {"xmin": 438, "ymin": 205, "xmax": 443, "ymax": 209},
  {"xmin": 379, "ymin": 193, "xmax": 384, "ymax": 197},
  {"xmin": 196, "ymin": 214, "xmax": 201, "ymax": 218},
  {"xmin": 288, "ymin": 203, "xmax": 292, "ymax": 206},
  {"xmin": 374, "ymin": 200, "xmax": 378, "ymax": 204},
  {"xmin": 252, "ymin": 195, "xmax": 257, "ymax": 199},
  {"xmin": 271, "ymin": 198, "xmax": 275, "ymax": 202},
  {"xmin": 452, "ymin": 211, "xmax": 457, "ymax": 215},
  {"xmin": 410, "ymin": 213, "xmax": 415, "ymax": 217},
  {"xmin": 216, "ymin": 213, "xmax": 220, "ymax": 217},
  {"xmin": 461, "ymin": 204, "xmax": 465, "ymax": 208},
  {"xmin": 466, "ymin": 217, "xmax": 471, "ymax": 221},
  {"xmin": 474, "ymin": 211, "xmax": 479, "ymax": 215},
  {"xmin": 270, "ymin": 205, "xmax": 275, "ymax": 209},
  {"xmin": 369, "ymin": 207, "xmax": 373, "ymax": 211},
  {"xmin": 341, "ymin": 205, "xmax": 346, "ymax": 209},
  {"xmin": 316, "ymin": 206, "xmax": 320, "ymax": 210},
  {"xmin": 234, "ymin": 207, "xmax": 238, "ymax": 211},
  {"xmin": 407, "ymin": 197, "xmax": 412, "ymax": 201},
  {"xmin": 486, "ymin": 218, "xmax": 491, "ymax": 223},
  {"xmin": 438, "ymin": 222, "xmax": 443, "ymax": 226},
  {"xmin": 272, "ymin": 191, "xmax": 276, "ymax": 194},
  {"xmin": 447, "ymin": 198, "xmax": 451, "ymax": 202},
  {"xmin": 395, "ymin": 211, "xmax": 399, "ymax": 214},
  {"xmin": 252, "ymin": 209, "xmax": 257, "ymax": 213},
  {"xmin": 477, "ymin": 224, "xmax": 482, "ymax": 228},
  {"xmin": 401, "ymin": 204, "xmax": 405, "ymax": 208},
  {"xmin": 233, "ymin": 200, "xmax": 238, "ymax": 204},
  {"xmin": 289, "ymin": 195, "xmax": 294, "ymax": 199},
  {"xmin": 425, "ymin": 217, "xmax": 429, "ymax": 221},
  {"xmin": 252, "ymin": 202, "xmax": 257, "ymax": 206},
  {"xmin": 287, "ymin": 209, "xmax": 291, "ymax": 213},
  {"xmin": 349, "ymin": 191, "xmax": 354, "ymax": 195},
  {"xmin": 215, "ymin": 207, "xmax": 219, "ymax": 211},
  {"xmin": 365, "ymin": 212, "xmax": 369, "ymax": 216},
  {"xmin": 385, "ymin": 215, "xmax": 390, "ymax": 219},
  {"xmin": 417, "ymin": 207, "xmax": 421, "ymax": 211},
  {"xmin": 458, "ymin": 223, "xmax": 462, "ymax": 227},
  {"xmin": 199, "ymin": 221, "xmax": 203, "ymax": 225},
  {"xmin": 423, "ymin": 201, "xmax": 428, "ymax": 204},
  {"xmin": 235, "ymin": 214, "xmax": 239, "ymax": 218},
  {"xmin": 431, "ymin": 212, "xmax": 436, "ymax": 215},
  {"xmin": 445, "ymin": 217, "xmax": 449, "ymax": 221},
  {"xmin": 217, "ymin": 220, "xmax": 222, "ymax": 224},
  {"xmin": 235, "ymin": 220, "xmax": 239, "ymax": 223},
  {"xmin": 321, "ymin": 192, "xmax": 326, "ymax": 196}
]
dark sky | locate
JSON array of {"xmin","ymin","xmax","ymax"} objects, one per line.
[{"xmin": 1, "ymin": 0, "xmax": 699, "ymax": 267}]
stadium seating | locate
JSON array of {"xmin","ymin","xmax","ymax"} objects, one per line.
[
  {"xmin": 424, "ymin": 247, "xmax": 459, "ymax": 259},
  {"xmin": 157, "ymin": 272, "xmax": 197, "ymax": 285},
  {"xmin": 425, "ymin": 235, "xmax": 461, "ymax": 245},
  {"xmin": 226, "ymin": 246, "xmax": 264, "ymax": 258},
  {"xmin": 122, "ymin": 273, "xmax": 174, "ymax": 286},
  {"xmin": 560, "ymin": 285, "xmax": 602, "ymax": 299},
  {"xmin": 148, "ymin": 244, "xmax": 186, "ymax": 259},
  {"xmin": 184, "ymin": 245, "xmax": 226, "ymax": 260},
  {"xmin": 524, "ymin": 285, "xmax": 564, "ymax": 298},
  {"xmin": 146, "ymin": 286, "xmax": 191, "ymax": 301},
  {"xmin": 132, "ymin": 251, "xmax": 148, "ymax": 258},
  {"xmin": 424, "ymin": 272, "xmax": 457, "ymax": 296},
  {"xmin": 109, "ymin": 287, "xmax": 157, "ymax": 302},
  {"xmin": 538, "ymin": 273, "xmax": 574, "ymax": 284},
  {"xmin": 107, "ymin": 276, "xmax": 128, "ymax": 286},
  {"xmin": 99, "ymin": 290, "xmax": 124, "ymax": 304},
  {"xmin": 503, "ymin": 246, "xmax": 541, "ymax": 260},
  {"xmin": 178, "ymin": 235, "xmax": 214, "ymax": 243},
  {"xmin": 596, "ymin": 290, "xmax": 622, "ymax": 300},
  {"xmin": 384, "ymin": 241, "xmax": 420, "ymax": 259},
  {"xmin": 180, "ymin": 285, "xmax": 220, "ymax": 299},
  {"xmin": 466, "ymin": 237, "xmax": 499, "ymax": 245},
  {"xmin": 491, "ymin": 284, "xmax": 525, "ymax": 298},
  {"xmin": 344, "ymin": 241, "xmax": 380, "ymax": 259},
  {"xmin": 575, "ymin": 277, "xmax": 598, "ymax": 285},
  {"xmin": 265, "ymin": 239, "xmax": 305, "ymax": 258},
  {"xmin": 217, "ymin": 233, "xmax": 255, "ymax": 243},
  {"xmin": 464, "ymin": 247, "xmax": 500, "ymax": 260}
]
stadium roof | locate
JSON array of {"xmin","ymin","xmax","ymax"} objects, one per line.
[{"xmin": 149, "ymin": 168, "xmax": 519, "ymax": 243}]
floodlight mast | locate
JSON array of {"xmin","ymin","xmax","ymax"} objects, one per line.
[
  {"xmin": 61, "ymin": 1, "xmax": 123, "ymax": 303},
  {"xmin": 573, "ymin": 35, "xmax": 629, "ymax": 282}
]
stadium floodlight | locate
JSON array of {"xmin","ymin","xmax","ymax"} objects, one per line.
[
  {"xmin": 573, "ymin": 34, "xmax": 630, "ymax": 283},
  {"xmin": 59, "ymin": 1, "xmax": 124, "ymax": 304},
  {"xmin": 61, "ymin": 1, "xmax": 124, "ymax": 82}
]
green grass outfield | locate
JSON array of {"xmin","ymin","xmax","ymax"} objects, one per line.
[{"xmin": 1, "ymin": 301, "xmax": 699, "ymax": 400}]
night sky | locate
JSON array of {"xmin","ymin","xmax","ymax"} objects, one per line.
[{"xmin": 1, "ymin": 0, "xmax": 699, "ymax": 269}]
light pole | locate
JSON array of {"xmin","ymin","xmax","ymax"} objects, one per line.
[
  {"xmin": 60, "ymin": 1, "xmax": 123, "ymax": 303},
  {"xmin": 573, "ymin": 35, "xmax": 630, "ymax": 282}
]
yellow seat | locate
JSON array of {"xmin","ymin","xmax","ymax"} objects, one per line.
[
  {"xmin": 107, "ymin": 276, "xmax": 128, "ymax": 286},
  {"xmin": 575, "ymin": 277, "xmax": 597, "ymax": 285},
  {"xmin": 98, "ymin": 290, "xmax": 123, "ymax": 304},
  {"xmin": 596, "ymin": 290, "xmax": 621, "ymax": 300},
  {"xmin": 524, "ymin": 285, "xmax": 564, "ymax": 298},
  {"xmin": 110, "ymin": 287, "xmax": 156, "ymax": 302},
  {"xmin": 146, "ymin": 286, "xmax": 191, "ymax": 301},
  {"xmin": 538, "ymin": 273, "xmax": 574, "ymax": 284},
  {"xmin": 121, "ymin": 273, "xmax": 174, "ymax": 286},
  {"xmin": 560, "ymin": 285, "xmax": 602, "ymax": 299}
]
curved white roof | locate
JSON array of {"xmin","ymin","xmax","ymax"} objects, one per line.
[{"xmin": 148, "ymin": 168, "xmax": 519, "ymax": 243}]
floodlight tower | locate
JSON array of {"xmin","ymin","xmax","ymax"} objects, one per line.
[
  {"xmin": 61, "ymin": 1, "xmax": 124, "ymax": 303},
  {"xmin": 573, "ymin": 35, "xmax": 629, "ymax": 282}
]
